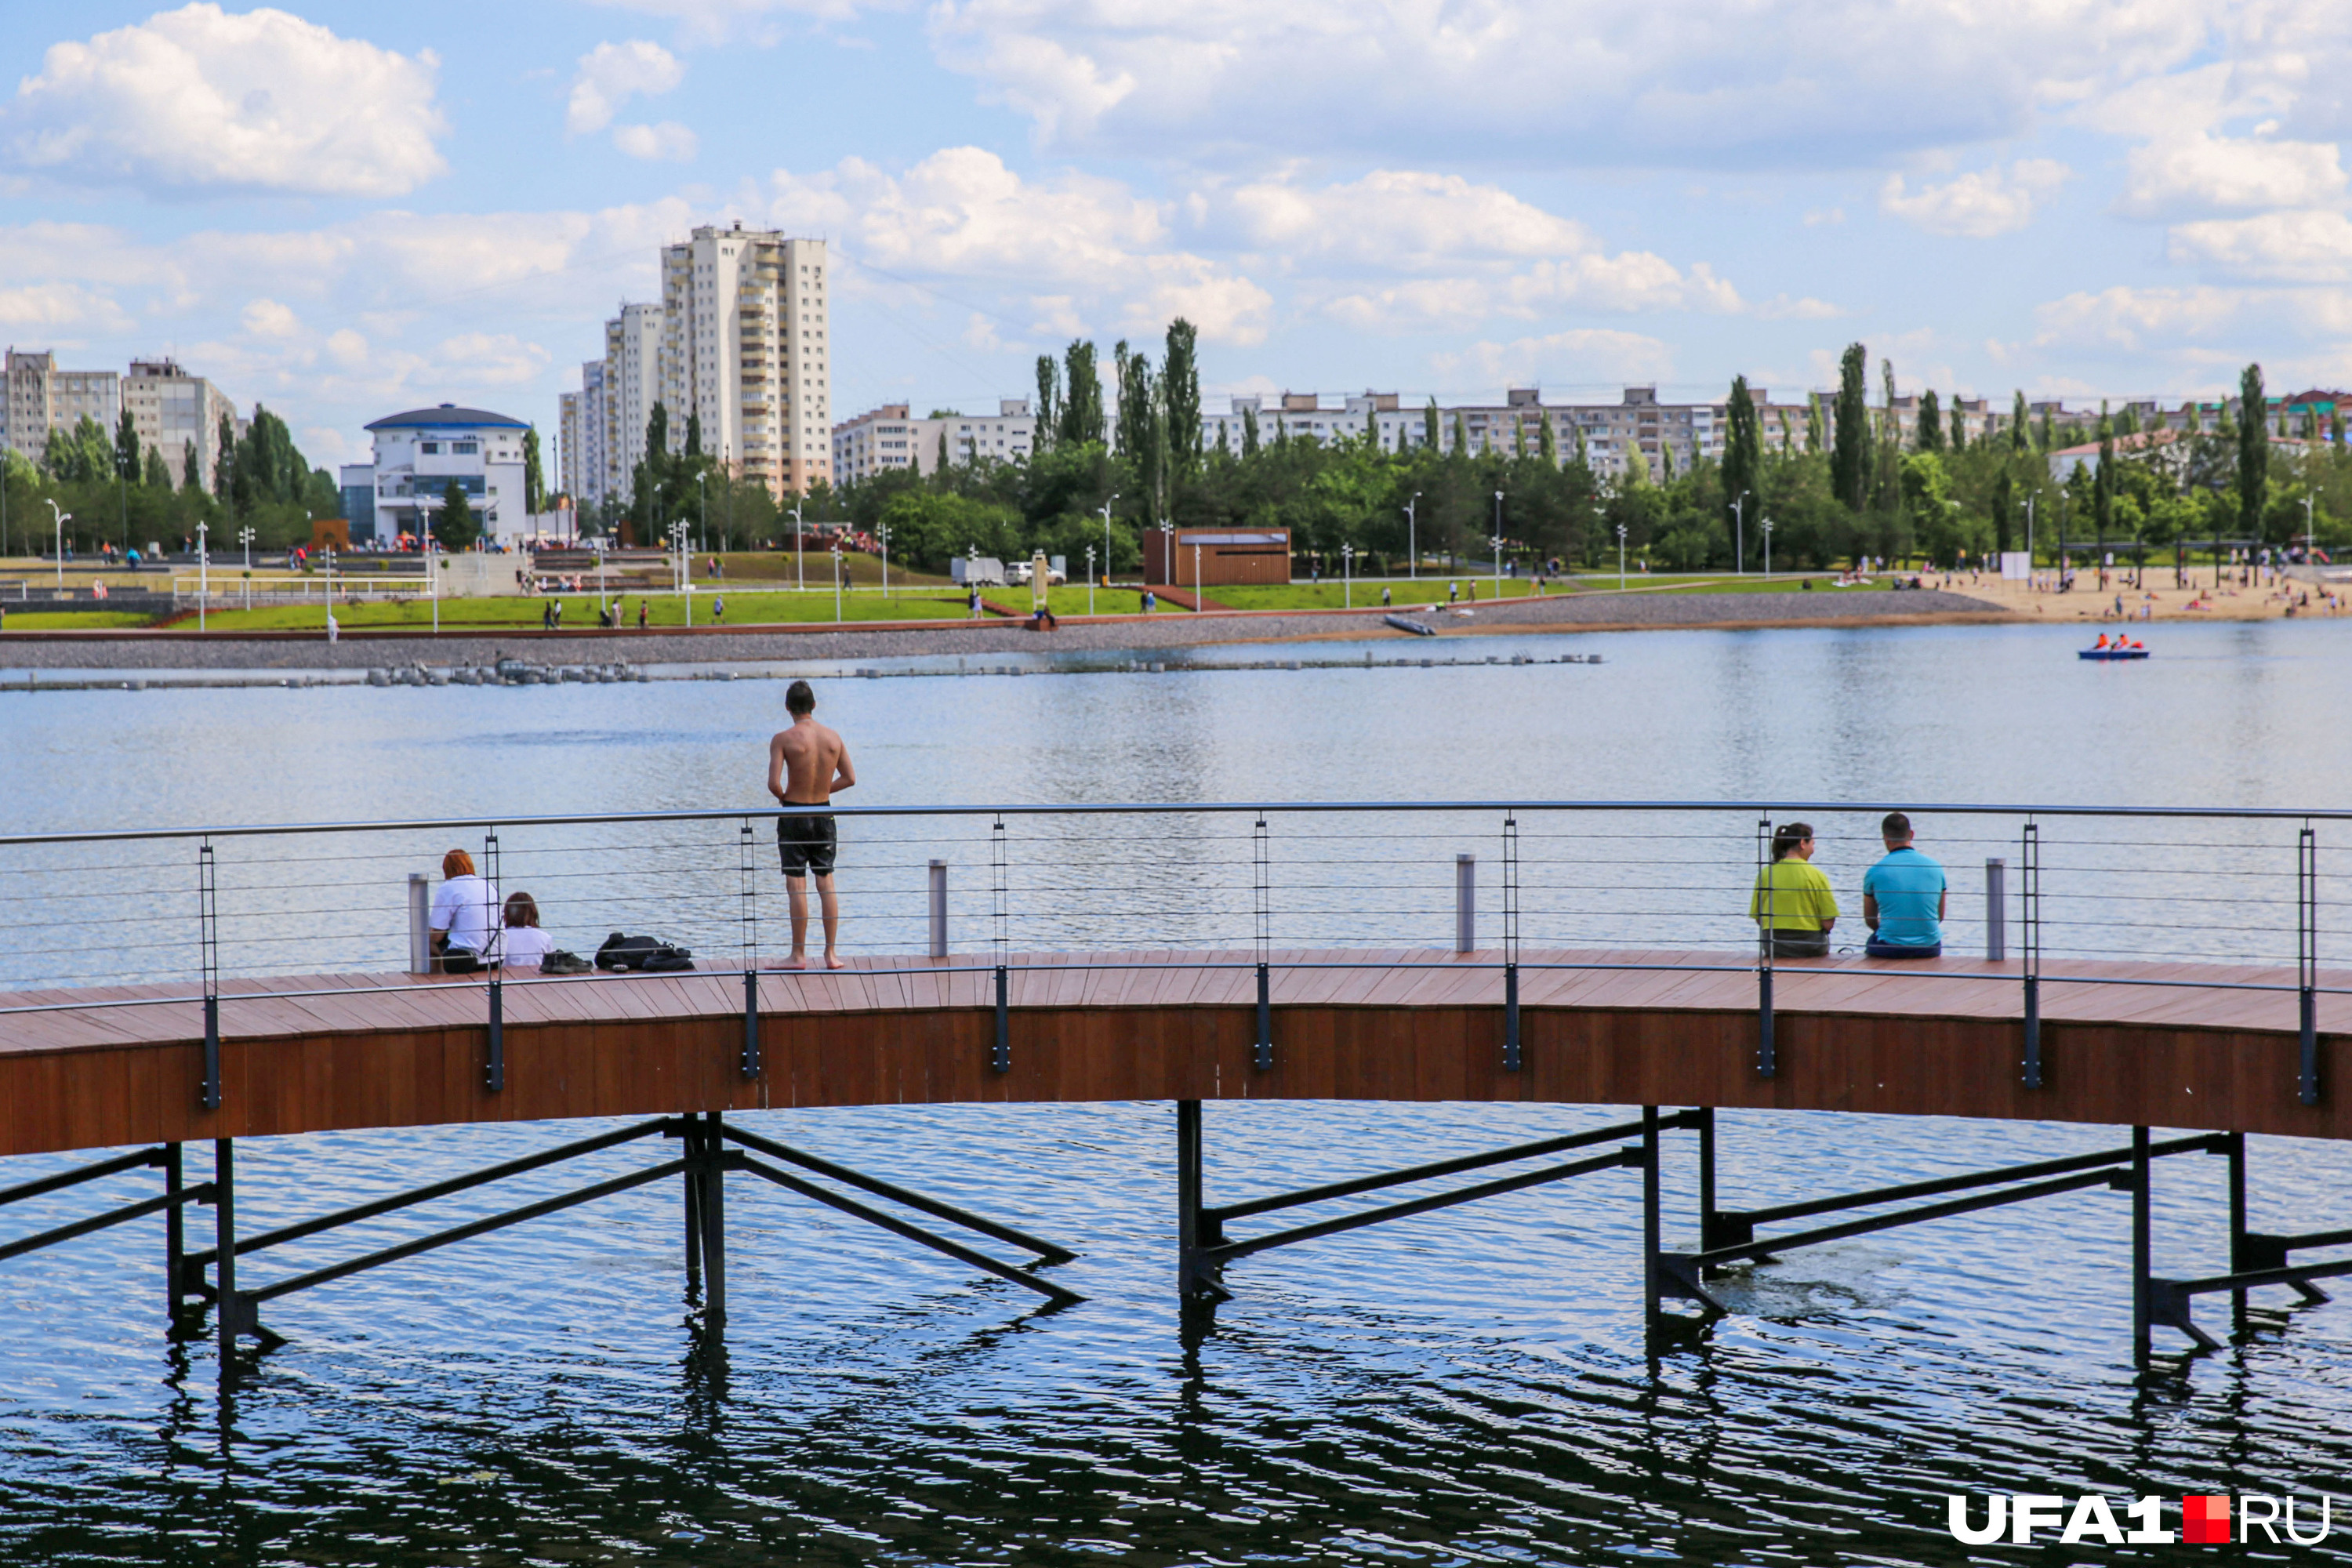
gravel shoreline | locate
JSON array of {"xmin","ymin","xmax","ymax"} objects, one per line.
[{"xmin": 0, "ymin": 589, "xmax": 2006, "ymax": 671}]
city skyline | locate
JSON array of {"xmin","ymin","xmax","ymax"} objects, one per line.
[{"xmin": 2, "ymin": 1, "xmax": 2343, "ymax": 475}]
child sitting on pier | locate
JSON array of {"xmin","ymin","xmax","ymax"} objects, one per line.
[{"xmin": 499, "ymin": 891, "xmax": 557, "ymax": 970}]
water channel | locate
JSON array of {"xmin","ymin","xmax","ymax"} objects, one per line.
[{"xmin": 2, "ymin": 616, "xmax": 2348, "ymax": 1565}]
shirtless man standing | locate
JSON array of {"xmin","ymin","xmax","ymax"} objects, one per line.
[{"xmin": 766, "ymin": 679, "xmax": 855, "ymax": 969}]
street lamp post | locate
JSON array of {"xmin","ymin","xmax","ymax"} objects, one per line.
[
  {"xmin": 1491, "ymin": 490, "xmax": 1504, "ymax": 603},
  {"xmin": 1617, "ymin": 523, "xmax": 1628, "ymax": 590},
  {"xmin": 1343, "ymin": 543, "xmax": 1354, "ymax": 608},
  {"xmin": 1100, "ymin": 495, "xmax": 1117, "ymax": 590},
  {"xmin": 877, "ymin": 523, "xmax": 892, "ymax": 598},
  {"xmin": 831, "ymin": 543, "xmax": 844, "ymax": 623},
  {"xmin": 695, "ymin": 473, "xmax": 707, "ymax": 561},
  {"xmin": 2304, "ymin": 488, "xmax": 2321, "ymax": 562},
  {"xmin": 1731, "ymin": 493, "xmax": 1747, "ymax": 574},
  {"xmin": 790, "ymin": 499, "xmax": 805, "ymax": 591},
  {"xmin": 1404, "ymin": 492, "xmax": 1420, "ymax": 580},
  {"xmin": 47, "ymin": 499, "xmax": 69, "ymax": 592},
  {"xmin": 1762, "ymin": 516, "xmax": 1773, "ymax": 577},
  {"xmin": 194, "ymin": 517, "xmax": 205, "ymax": 631}
]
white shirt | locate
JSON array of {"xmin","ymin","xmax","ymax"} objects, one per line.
[
  {"xmin": 500, "ymin": 925, "xmax": 557, "ymax": 969},
  {"xmin": 430, "ymin": 873, "xmax": 498, "ymax": 953}
]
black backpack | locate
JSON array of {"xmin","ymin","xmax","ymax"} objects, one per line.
[{"xmin": 595, "ymin": 932, "xmax": 695, "ymax": 973}]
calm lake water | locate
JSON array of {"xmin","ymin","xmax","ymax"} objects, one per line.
[{"xmin": 2, "ymin": 616, "xmax": 2349, "ymax": 1566}]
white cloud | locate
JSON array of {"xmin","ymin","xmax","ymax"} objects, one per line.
[
  {"xmin": 2117, "ymin": 135, "xmax": 2347, "ymax": 220},
  {"xmin": 586, "ymin": 0, "xmax": 884, "ymax": 45},
  {"xmin": 1880, "ymin": 159, "xmax": 2070, "ymax": 238},
  {"xmin": 766, "ymin": 146, "xmax": 1273, "ymax": 342},
  {"xmin": 2032, "ymin": 285, "xmax": 2256, "ymax": 350},
  {"xmin": 1432, "ymin": 328, "xmax": 1675, "ymax": 390},
  {"xmin": 568, "ymin": 40, "xmax": 686, "ymax": 134},
  {"xmin": 927, "ymin": 0, "xmax": 2209, "ymax": 164},
  {"xmin": 2166, "ymin": 210, "xmax": 2352, "ymax": 284},
  {"xmin": 2, "ymin": 4, "xmax": 445, "ymax": 197},
  {"xmin": 0, "ymin": 281, "xmax": 134, "ymax": 335},
  {"xmin": 241, "ymin": 298, "xmax": 299, "ymax": 337},
  {"xmin": 612, "ymin": 121, "xmax": 699, "ymax": 162},
  {"xmin": 1222, "ymin": 169, "xmax": 1592, "ymax": 267}
]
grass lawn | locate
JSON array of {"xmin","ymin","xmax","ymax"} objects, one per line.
[
  {"xmin": 0, "ymin": 611, "xmax": 158, "ymax": 630},
  {"xmin": 1207, "ymin": 579, "xmax": 1553, "ymax": 611},
  {"xmin": 1580, "ymin": 572, "xmax": 1894, "ymax": 596},
  {"xmin": 173, "ymin": 590, "xmax": 1002, "ymax": 632}
]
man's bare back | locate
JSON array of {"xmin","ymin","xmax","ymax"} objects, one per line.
[{"xmin": 768, "ymin": 716, "xmax": 854, "ymax": 804}]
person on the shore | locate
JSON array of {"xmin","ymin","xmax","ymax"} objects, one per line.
[
  {"xmin": 1381, "ymin": 585, "xmax": 1392, "ymax": 607},
  {"xmin": 767, "ymin": 679, "xmax": 855, "ymax": 971},
  {"xmin": 499, "ymin": 891, "xmax": 557, "ymax": 970},
  {"xmin": 1862, "ymin": 812, "xmax": 1945, "ymax": 959},
  {"xmin": 713, "ymin": 594, "xmax": 725, "ymax": 624},
  {"xmin": 429, "ymin": 848, "xmax": 498, "ymax": 974},
  {"xmin": 637, "ymin": 599, "xmax": 649, "ymax": 630},
  {"xmin": 1750, "ymin": 822, "xmax": 1838, "ymax": 959}
]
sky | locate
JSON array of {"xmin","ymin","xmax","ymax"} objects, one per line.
[{"xmin": 3, "ymin": 1, "xmax": 2349, "ymax": 470}]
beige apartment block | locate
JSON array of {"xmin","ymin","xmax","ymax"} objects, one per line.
[
  {"xmin": 122, "ymin": 358, "xmax": 235, "ymax": 488},
  {"xmin": 3, "ymin": 349, "xmax": 122, "ymax": 468},
  {"xmin": 659, "ymin": 223, "xmax": 830, "ymax": 495},
  {"xmin": 832, "ymin": 399, "xmax": 1034, "ymax": 484},
  {"xmin": 603, "ymin": 303, "xmax": 662, "ymax": 503}
]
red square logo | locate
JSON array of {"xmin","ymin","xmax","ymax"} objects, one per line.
[{"xmin": 2183, "ymin": 1495, "xmax": 2231, "ymax": 1544}]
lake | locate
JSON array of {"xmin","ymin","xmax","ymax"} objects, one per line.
[{"xmin": 1, "ymin": 615, "xmax": 2347, "ymax": 1566}]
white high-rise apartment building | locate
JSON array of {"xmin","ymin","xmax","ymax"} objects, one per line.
[
  {"xmin": 659, "ymin": 223, "xmax": 830, "ymax": 495},
  {"xmin": 603, "ymin": 303, "xmax": 662, "ymax": 501},
  {"xmin": 558, "ymin": 390, "xmax": 583, "ymax": 503},
  {"xmin": 2, "ymin": 349, "xmax": 122, "ymax": 468},
  {"xmin": 573, "ymin": 361, "xmax": 608, "ymax": 510},
  {"xmin": 122, "ymin": 358, "xmax": 236, "ymax": 490}
]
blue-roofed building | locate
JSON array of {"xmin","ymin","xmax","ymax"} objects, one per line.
[{"xmin": 361, "ymin": 402, "xmax": 532, "ymax": 547}]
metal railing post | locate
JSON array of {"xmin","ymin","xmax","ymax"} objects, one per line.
[
  {"xmin": 2299, "ymin": 825, "xmax": 2319, "ymax": 1106},
  {"xmin": 1985, "ymin": 856, "xmax": 2006, "ymax": 962},
  {"xmin": 740, "ymin": 818, "xmax": 760, "ymax": 1079},
  {"xmin": 2021, "ymin": 821, "xmax": 2042, "ymax": 1089},
  {"xmin": 1254, "ymin": 814, "xmax": 1272, "ymax": 1071},
  {"xmin": 1755, "ymin": 818, "xmax": 1775, "ymax": 1080},
  {"xmin": 1455, "ymin": 853, "xmax": 1475, "ymax": 953},
  {"xmin": 198, "ymin": 840, "xmax": 220, "ymax": 1112},
  {"xmin": 406, "ymin": 873, "xmax": 431, "ymax": 975},
  {"xmin": 927, "ymin": 859, "xmax": 948, "ymax": 960},
  {"xmin": 483, "ymin": 829, "xmax": 503, "ymax": 1094},
  {"xmin": 1503, "ymin": 813, "xmax": 1520, "ymax": 1071}
]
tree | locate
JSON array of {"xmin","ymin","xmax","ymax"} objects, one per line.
[
  {"xmin": 2093, "ymin": 404, "xmax": 2116, "ymax": 554},
  {"xmin": 213, "ymin": 414, "xmax": 237, "ymax": 498},
  {"xmin": 684, "ymin": 409, "xmax": 702, "ymax": 459},
  {"xmin": 2238, "ymin": 362, "xmax": 2268, "ymax": 541},
  {"xmin": 1423, "ymin": 397, "xmax": 1439, "ymax": 450},
  {"xmin": 1241, "ymin": 405, "xmax": 1259, "ymax": 459},
  {"xmin": 1163, "ymin": 318, "xmax": 1200, "ymax": 480},
  {"xmin": 522, "ymin": 428, "xmax": 544, "ymax": 515},
  {"xmin": 1033, "ymin": 355, "xmax": 1060, "ymax": 452},
  {"xmin": 1916, "ymin": 390, "xmax": 1942, "ymax": 452},
  {"xmin": 1831, "ymin": 343, "xmax": 1871, "ymax": 512},
  {"xmin": 437, "ymin": 479, "xmax": 480, "ymax": 550},
  {"xmin": 1059, "ymin": 340, "xmax": 1104, "ymax": 446},
  {"xmin": 2011, "ymin": 390, "xmax": 2031, "ymax": 452},
  {"xmin": 1806, "ymin": 392, "xmax": 1824, "ymax": 454},
  {"xmin": 1992, "ymin": 468, "xmax": 2014, "ymax": 554},
  {"xmin": 114, "ymin": 407, "xmax": 140, "ymax": 481},
  {"xmin": 183, "ymin": 441, "xmax": 202, "ymax": 492},
  {"xmin": 143, "ymin": 444, "xmax": 170, "ymax": 491},
  {"xmin": 1722, "ymin": 376, "xmax": 1762, "ymax": 548}
]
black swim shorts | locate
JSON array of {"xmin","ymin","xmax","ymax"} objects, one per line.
[{"xmin": 777, "ymin": 812, "xmax": 838, "ymax": 878}]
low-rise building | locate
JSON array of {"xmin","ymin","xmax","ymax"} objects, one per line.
[
  {"xmin": 2, "ymin": 349, "xmax": 122, "ymax": 469},
  {"xmin": 358, "ymin": 403, "xmax": 532, "ymax": 546},
  {"xmin": 833, "ymin": 398, "xmax": 1034, "ymax": 483},
  {"xmin": 122, "ymin": 358, "xmax": 237, "ymax": 488}
]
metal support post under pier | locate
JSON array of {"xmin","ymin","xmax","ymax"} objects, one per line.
[
  {"xmin": 1181, "ymin": 1102, "xmax": 1692, "ymax": 1304},
  {"xmin": 2143, "ymin": 1129, "xmax": 2352, "ymax": 1353}
]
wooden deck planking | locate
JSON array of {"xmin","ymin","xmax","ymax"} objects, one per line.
[{"xmin": 0, "ymin": 946, "xmax": 2343, "ymax": 1156}]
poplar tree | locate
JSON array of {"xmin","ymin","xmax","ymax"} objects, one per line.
[
  {"xmin": 1059, "ymin": 340, "xmax": 1104, "ymax": 446},
  {"xmin": 2011, "ymin": 390, "xmax": 2031, "ymax": 452},
  {"xmin": 2093, "ymin": 403, "xmax": 2116, "ymax": 551},
  {"xmin": 114, "ymin": 407, "xmax": 140, "ymax": 481},
  {"xmin": 183, "ymin": 442, "xmax": 201, "ymax": 492},
  {"xmin": 1830, "ymin": 343, "xmax": 1870, "ymax": 511},
  {"xmin": 143, "ymin": 444, "xmax": 170, "ymax": 490},
  {"xmin": 1722, "ymin": 375, "xmax": 1762, "ymax": 546},
  {"xmin": 2238, "ymin": 362, "xmax": 2268, "ymax": 540},
  {"xmin": 1241, "ymin": 405, "xmax": 1259, "ymax": 458},
  {"xmin": 1539, "ymin": 410, "xmax": 1558, "ymax": 464},
  {"xmin": 1806, "ymin": 391, "xmax": 1824, "ymax": 454},
  {"xmin": 213, "ymin": 414, "xmax": 237, "ymax": 498},
  {"xmin": 1916, "ymin": 389, "xmax": 1942, "ymax": 452},
  {"xmin": 522, "ymin": 428, "xmax": 544, "ymax": 514},
  {"xmin": 1424, "ymin": 397, "xmax": 1439, "ymax": 450},
  {"xmin": 1033, "ymin": 355, "xmax": 1061, "ymax": 452},
  {"xmin": 1162, "ymin": 318, "xmax": 1201, "ymax": 478}
]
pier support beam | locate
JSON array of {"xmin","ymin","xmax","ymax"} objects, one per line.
[{"xmin": 1176, "ymin": 1100, "xmax": 1225, "ymax": 1302}]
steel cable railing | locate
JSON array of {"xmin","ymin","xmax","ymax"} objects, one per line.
[{"xmin": 0, "ymin": 801, "xmax": 2342, "ymax": 1108}]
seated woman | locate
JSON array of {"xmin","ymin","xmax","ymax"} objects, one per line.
[
  {"xmin": 1749, "ymin": 822, "xmax": 1838, "ymax": 959},
  {"xmin": 429, "ymin": 848, "xmax": 497, "ymax": 974},
  {"xmin": 499, "ymin": 891, "xmax": 557, "ymax": 970}
]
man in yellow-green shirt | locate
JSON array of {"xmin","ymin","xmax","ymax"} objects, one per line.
[{"xmin": 1750, "ymin": 822, "xmax": 1838, "ymax": 958}]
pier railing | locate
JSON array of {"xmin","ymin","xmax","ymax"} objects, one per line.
[{"xmin": 0, "ymin": 799, "xmax": 2342, "ymax": 1100}]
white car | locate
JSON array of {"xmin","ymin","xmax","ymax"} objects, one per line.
[{"xmin": 1005, "ymin": 561, "xmax": 1033, "ymax": 585}]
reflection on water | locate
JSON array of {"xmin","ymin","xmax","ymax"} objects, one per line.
[{"xmin": 2, "ymin": 618, "xmax": 2350, "ymax": 1566}]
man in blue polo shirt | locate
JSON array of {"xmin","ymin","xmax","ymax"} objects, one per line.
[{"xmin": 1862, "ymin": 811, "xmax": 1946, "ymax": 958}]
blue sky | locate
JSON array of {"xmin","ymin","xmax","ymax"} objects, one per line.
[{"xmin": 4, "ymin": 1, "xmax": 2346, "ymax": 468}]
